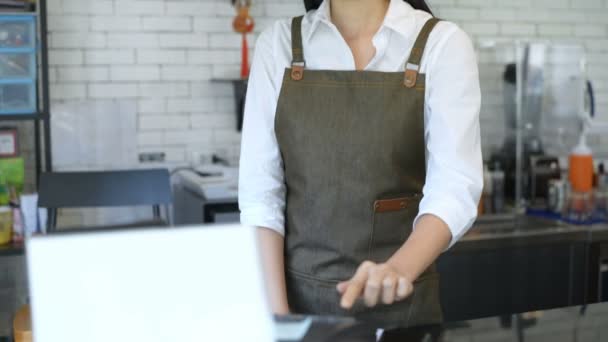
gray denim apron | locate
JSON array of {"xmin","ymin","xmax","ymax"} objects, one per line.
[{"xmin": 275, "ymin": 16, "xmax": 443, "ymax": 328}]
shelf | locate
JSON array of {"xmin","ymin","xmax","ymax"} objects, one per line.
[
  {"xmin": 0, "ymin": 112, "xmax": 47, "ymax": 121},
  {"xmin": 0, "ymin": 11, "xmax": 37, "ymax": 16},
  {"xmin": 0, "ymin": 46, "xmax": 35, "ymax": 53},
  {"xmin": 0, "ymin": 1, "xmax": 52, "ymax": 184}
]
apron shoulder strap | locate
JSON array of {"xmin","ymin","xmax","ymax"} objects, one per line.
[
  {"xmin": 290, "ymin": 15, "xmax": 305, "ymax": 81},
  {"xmin": 404, "ymin": 17, "xmax": 441, "ymax": 88}
]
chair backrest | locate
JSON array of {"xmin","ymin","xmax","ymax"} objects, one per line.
[{"xmin": 38, "ymin": 169, "xmax": 172, "ymax": 209}]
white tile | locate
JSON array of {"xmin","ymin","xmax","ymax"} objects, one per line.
[
  {"xmin": 165, "ymin": 2, "xmax": 215, "ymax": 15},
  {"xmin": 89, "ymin": 83, "xmax": 138, "ymax": 98},
  {"xmin": 159, "ymin": 33, "xmax": 208, "ymax": 48},
  {"xmin": 85, "ymin": 49, "xmax": 135, "ymax": 65},
  {"xmin": 50, "ymin": 83, "xmax": 87, "ymax": 100},
  {"xmin": 138, "ymin": 82, "xmax": 190, "ymax": 97},
  {"xmin": 57, "ymin": 66, "xmax": 110, "ymax": 82},
  {"xmin": 90, "ymin": 16, "xmax": 142, "ymax": 31},
  {"xmin": 167, "ymin": 97, "xmax": 215, "ymax": 113},
  {"xmin": 62, "ymin": 0, "xmax": 113, "ymax": 15},
  {"xmin": 110, "ymin": 66, "xmax": 161, "ymax": 81},
  {"xmin": 137, "ymin": 49, "xmax": 187, "ymax": 65},
  {"xmin": 115, "ymin": 1, "xmax": 164, "ymax": 15},
  {"xmin": 51, "ymin": 33, "xmax": 106, "ymax": 48},
  {"xmin": 49, "ymin": 50, "xmax": 84, "ymax": 65},
  {"xmin": 161, "ymin": 66, "xmax": 211, "ymax": 80},
  {"xmin": 142, "ymin": 17, "xmax": 192, "ymax": 32},
  {"xmin": 107, "ymin": 33, "xmax": 159, "ymax": 48},
  {"xmin": 47, "ymin": 15, "xmax": 89, "ymax": 31}
]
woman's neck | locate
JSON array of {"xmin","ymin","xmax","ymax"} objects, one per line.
[{"xmin": 330, "ymin": 0, "xmax": 390, "ymax": 40}]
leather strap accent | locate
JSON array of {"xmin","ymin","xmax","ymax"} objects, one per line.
[
  {"xmin": 404, "ymin": 63, "xmax": 420, "ymax": 88},
  {"xmin": 291, "ymin": 63, "xmax": 304, "ymax": 81},
  {"xmin": 373, "ymin": 197, "xmax": 410, "ymax": 213},
  {"xmin": 291, "ymin": 16, "xmax": 305, "ymax": 81},
  {"xmin": 404, "ymin": 18, "xmax": 441, "ymax": 88}
]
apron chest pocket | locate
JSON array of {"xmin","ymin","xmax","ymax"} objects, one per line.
[{"xmin": 368, "ymin": 195, "xmax": 422, "ymax": 262}]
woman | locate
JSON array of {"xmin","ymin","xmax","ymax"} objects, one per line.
[{"xmin": 239, "ymin": 0, "xmax": 482, "ymax": 330}]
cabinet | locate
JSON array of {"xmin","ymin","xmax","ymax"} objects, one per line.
[{"xmin": 0, "ymin": 6, "xmax": 52, "ymax": 183}]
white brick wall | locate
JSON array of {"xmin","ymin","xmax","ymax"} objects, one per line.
[{"xmin": 46, "ymin": 0, "xmax": 608, "ymax": 166}]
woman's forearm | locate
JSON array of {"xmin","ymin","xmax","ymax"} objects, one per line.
[
  {"xmin": 256, "ymin": 227, "xmax": 290, "ymax": 315},
  {"xmin": 387, "ymin": 214, "xmax": 452, "ymax": 282}
]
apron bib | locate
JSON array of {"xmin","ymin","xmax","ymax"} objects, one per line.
[{"xmin": 275, "ymin": 16, "xmax": 443, "ymax": 329}]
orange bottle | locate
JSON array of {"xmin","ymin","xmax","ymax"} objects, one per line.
[{"xmin": 569, "ymin": 138, "xmax": 594, "ymax": 193}]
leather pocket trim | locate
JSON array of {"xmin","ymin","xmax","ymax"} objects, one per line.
[
  {"xmin": 373, "ymin": 197, "xmax": 410, "ymax": 213},
  {"xmin": 368, "ymin": 194, "xmax": 422, "ymax": 261}
]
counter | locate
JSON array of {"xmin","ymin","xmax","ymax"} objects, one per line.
[
  {"xmin": 285, "ymin": 301, "xmax": 608, "ymax": 341},
  {"xmin": 456, "ymin": 216, "xmax": 604, "ymax": 252},
  {"xmin": 3, "ymin": 217, "xmax": 608, "ymax": 325},
  {"xmin": 438, "ymin": 217, "xmax": 608, "ymax": 321},
  {"xmin": 3, "ymin": 216, "xmax": 604, "ymax": 255},
  {"xmin": 13, "ymin": 301, "xmax": 608, "ymax": 342}
]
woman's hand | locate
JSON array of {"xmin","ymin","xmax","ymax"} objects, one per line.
[{"xmin": 337, "ymin": 261, "xmax": 414, "ymax": 309}]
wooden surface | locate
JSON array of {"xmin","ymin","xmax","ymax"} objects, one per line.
[{"xmin": 13, "ymin": 305, "xmax": 32, "ymax": 342}]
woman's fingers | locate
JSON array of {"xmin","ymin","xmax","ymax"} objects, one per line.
[
  {"xmin": 336, "ymin": 281, "xmax": 349, "ymax": 294},
  {"xmin": 381, "ymin": 275, "xmax": 397, "ymax": 305},
  {"xmin": 340, "ymin": 261, "xmax": 374, "ymax": 309},
  {"xmin": 364, "ymin": 266, "xmax": 385, "ymax": 307},
  {"xmin": 339, "ymin": 262, "xmax": 414, "ymax": 309},
  {"xmin": 396, "ymin": 277, "xmax": 413, "ymax": 300}
]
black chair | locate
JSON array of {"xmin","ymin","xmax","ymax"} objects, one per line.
[{"xmin": 38, "ymin": 169, "xmax": 173, "ymax": 232}]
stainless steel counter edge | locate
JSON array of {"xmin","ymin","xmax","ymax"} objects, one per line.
[{"xmin": 452, "ymin": 223, "xmax": 608, "ymax": 252}]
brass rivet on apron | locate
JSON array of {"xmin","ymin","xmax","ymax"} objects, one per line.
[
  {"xmin": 291, "ymin": 63, "xmax": 305, "ymax": 81},
  {"xmin": 291, "ymin": 69, "xmax": 303, "ymax": 80},
  {"xmin": 404, "ymin": 69, "xmax": 418, "ymax": 88}
]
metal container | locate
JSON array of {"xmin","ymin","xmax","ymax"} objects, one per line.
[{"xmin": 548, "ymin": 179, "xmax": 567, "ymax": 214}]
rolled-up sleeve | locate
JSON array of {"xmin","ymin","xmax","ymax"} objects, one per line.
[
  {"xmin": 238, "ymin": 26, "xmax": 286, "ymax": 235},
  {"xmin": 414, "ymin": 25, "xmax": 483, "ymax": 249}
]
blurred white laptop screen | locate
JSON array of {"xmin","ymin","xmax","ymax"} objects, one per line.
[{"xmin": 26, "ymin": 224, "xmax": 274, "ymax": 342}]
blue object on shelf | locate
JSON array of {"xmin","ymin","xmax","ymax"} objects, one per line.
[
  {"xmin": 0, "ymin": 15, "xmax": 36, "ymax": 49},
  {"xmin": 526, "ymin": 208, "xmax": 607, "ymax": 225},
  {"xmin": 0, "ymin": 49, "xmax": 36, "ymax": 78},
  {"xmin": 0, "ymin": 79, "xmax": 36, "ymax": 114}
]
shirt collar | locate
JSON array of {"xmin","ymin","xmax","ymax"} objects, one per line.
[
  {"xmin": 383, "ymin": 0, "xmax": 418, "ymax": 39},
  {"xmin": 304, "ymin": 0, "xmax": 331, "ymax": 43},
  {"xmin": 304, "ymin": 0, "xmax": 418, "ymax": 43}
]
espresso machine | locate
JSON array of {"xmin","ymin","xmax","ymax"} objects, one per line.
[
  {"xmin": 489, "ymin": 43, "xmax": 561, "ymax": 208},
  {"xmin": 489, "ymin": 42, "xmax": 594, "ymax": 210}
]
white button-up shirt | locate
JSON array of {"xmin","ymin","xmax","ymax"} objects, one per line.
[{"xmin": 238, "ymin": 0, "xmax": 483, "ymax": 248}]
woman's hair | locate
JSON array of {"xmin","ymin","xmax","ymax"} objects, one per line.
[{"xmin": 303, "ymin": 0, "xmax": 433, "ymax": 15}]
